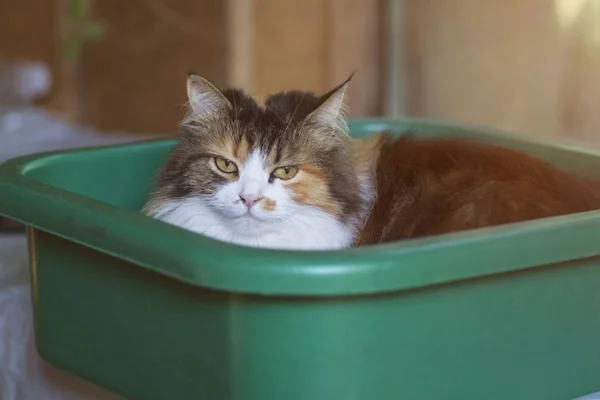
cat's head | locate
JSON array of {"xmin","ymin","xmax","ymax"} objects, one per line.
[{"xmin": 145, "ymin": 74, "xmax": 374, "ymax": 249}]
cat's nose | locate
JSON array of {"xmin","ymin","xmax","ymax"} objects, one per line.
[{"xmin": 239, "ymin": 194, "xmax": 263, "ymax": 208}]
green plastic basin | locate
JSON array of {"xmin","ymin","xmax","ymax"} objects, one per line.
[{"xmin": 0, "ymin": 118, "xmax": 599, "ymax": 400}]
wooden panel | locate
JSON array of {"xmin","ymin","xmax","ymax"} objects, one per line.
[
  {"xmin": 0, "ymin": 0, "xmax": 57, "ymax": 64},
  {"xmin": 407, "ymin": 0, "xmax": 561, "ymax": 139},
  {"xmin": 238, "ymin": 0, "xmax": 382, "ymax": 116},
  {"xmin": 327, "ymin": 0, "xmax": 382, "ymax": 116},
  {"xmin": 405, "ymin": 0, "xmax": 600, "ymax": 147},
  {"xmin": 252, "ymin": 0, "xmax": 327, "ymax": 95},
  {"xmin": 555, "ymin": 0, "xmax": 600, "ymax": 144},
  {"xmin": 0, "ymin": 0, "xmax": 383, "ymax": 131},
  {"xmin": 79, "ymin": 0, "xmax": 227, "ymax": 134},
  {"xmin": 226, "ymin": 0, "xmax": 255, "ymax": 91},
  {"xmin": 0, "ymin": 0, "xmax": 58, "ymax": 103}
]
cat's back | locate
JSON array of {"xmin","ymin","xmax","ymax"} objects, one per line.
[
  {"xmin": 357, "ymin": 134, "xmax": 600, "ymax": 244},
  {"xmin": 376, "ymin": 134, "xmax": 560, "ymax": 179}
]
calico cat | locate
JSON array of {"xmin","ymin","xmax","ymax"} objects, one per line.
[
  {"xmin": 143, "ymin": 73, "xmax": 375, "ymax": 250},
  {"xmin": 145, "ymin": 74, "xmax": 600, "ymax": 250}
]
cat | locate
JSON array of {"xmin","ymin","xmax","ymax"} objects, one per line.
[
  {"xmin": 143, "ymin": 73, "xmax": 376, "ymax": 250},
  {"xmin": 355, "ymin": 133, "xmax": 600, "ymax": 245},
  {"xmin": 145, "ymin": 73, "xmax": 600, "ymax": 250}
]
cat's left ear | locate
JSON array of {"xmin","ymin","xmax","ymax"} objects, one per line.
[
  {"xmin": 186, "ymin": 73, "xmax": 232, "ymax": 117},
  {"xmin": 305, "ymin": 74, "xmax": 353, "ymax": 134}
]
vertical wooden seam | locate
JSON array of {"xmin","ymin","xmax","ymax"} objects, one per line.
[
  {"xmin": 385, "ymin": 0, "xmax": 407, "ymax": 117},
  {"xmin": 324, "ymin": 0, "xmax": 334, "ymax": 91},
  {"xmin": 54, "ymin": 0, "xmax": 81, "ymax": 122},
  {"xmin": 226, "ymin": 0, "xmax": 254, "ymax": 91},
  {"xmin": 403, "ymin": 0, "xmax": 422, "ymax": 116}
]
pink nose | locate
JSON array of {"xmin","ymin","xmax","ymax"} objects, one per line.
[{"xmin": 239, "ymin": 194, "xmax": 263, "ymax": 208}]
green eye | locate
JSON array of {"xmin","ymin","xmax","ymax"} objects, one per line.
[
  {"xmin": 272, "ymin": 166, "xmax": 299, "ymax": 180},
  {"xmin": 214, "ymin": 157, "xmax": 238, "ymax": 174}
]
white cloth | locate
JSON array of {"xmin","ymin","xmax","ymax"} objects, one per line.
[
  {"xmin": 574, "ymin": 392, "xmax": 600, "ymax": 400},
  {"xmin": 0, "ymin": 234, "xmax": 121, "ymax": 399},
  {"xmin": 0, "ymin": 106, "xmax": 152, "ymax": 164}
]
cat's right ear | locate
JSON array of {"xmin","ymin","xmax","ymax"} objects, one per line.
[
  {"xmin": 186, "ymin": 73, "xmax": 232, "ymax": 117},
  {"xmin": 304, "ymin": 73, "xmax": 353, "ymax": 134}
]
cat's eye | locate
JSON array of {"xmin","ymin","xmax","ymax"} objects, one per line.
[
  {"xmin": 214, "ymin": 157, "xmax": 238, "ymax": 174},
  {"xmin": 272, "ymin": 166, "xmax": 299, "ymax": 180}
]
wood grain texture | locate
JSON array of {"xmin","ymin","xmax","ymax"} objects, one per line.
[
  {"xmin": 406, "ymin": 0, "xmax": 561, "ymax": 139},
  {"xmin": 79, "ymin": 0, "xmax": 227, "ymax": 133},
  {"xmin": 0, "ymin": 0, "xmax": 57, "ymax": 64},
  {"xmin": 327, "ymin": 0, "xmax": 382, "ymax": 116},
  {"xmin": 405, "ymin": 0, "xmax": 600, "ymax": 147},
  {"xmin": 246, "ymin": 0, "xmax": 382, "ymax": 116},
  {"xmin": 0, "ymin": 0, "xmax": 58, "ymax": 102},
  {"xmin": 253, "ymin": 0, "xmax": 327, "ymax": 95},
  {"xmin": 555, "ymin": 0, "xmax": 600, "ymax": 145},
  {"xmin": 227, "ymin": 0, "xmax": 255, "ymax": 91},
  {"xmin": 0, "ymin": 0, "xmax": 383, "ymax": 131}
]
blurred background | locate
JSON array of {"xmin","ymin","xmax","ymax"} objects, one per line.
[
  {"xmin": 3, "ymin": 0, "xmax": 600, "ymax": 139},
  {"xmin": 5, "ymin": 0, "xmax": 600, "ymax": 229}
]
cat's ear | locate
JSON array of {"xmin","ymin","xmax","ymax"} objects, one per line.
[
  {"xmin": 186, "ymin": 73, "xmax": 231, "ymax": 117},
  {"xmin": 305, "ymin": 74, "xmax": 353, "ymax": 132}
]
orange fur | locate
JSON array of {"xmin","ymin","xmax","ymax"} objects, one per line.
[
  {"xmin": 289, "ymin": 166, "xmax": 339, "ymax": 215},
  {"xmin": 356, "ymin": 134, "xmax": 600, "ymax": 245},
  {"xmin": 262, "ymin": 198, "xmax": 277, "ymax": 211},
  {"xmin": 349, "ymin": 135, "xmax": 385, "ymax": 179}
]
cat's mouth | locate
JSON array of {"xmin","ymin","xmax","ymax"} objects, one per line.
[
  {"xmin": 235, "ymin": 209, "xmax": 263, "ymax": 221},
  {"xmin": 230, "ymin": 210, "xmax": 273, "ymax": 231}
]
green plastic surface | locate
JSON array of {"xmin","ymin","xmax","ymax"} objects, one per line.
[{"xmin": 1, "ymin": 118, "xmax": 600, "ymax": 399}]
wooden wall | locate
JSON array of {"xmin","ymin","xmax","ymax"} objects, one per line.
[
  {"xmin": 9, "ymin": 0, "xmax": 600, "ymax": 144},
  {"xmin": 0, "ymin": 0, "xmax": 59, "ymax": 98},
  {"xmin": 242, "ymin": 0, "xmax": 383, "ymax": 118},
  {"xmin": 78, "ymin": 0, "xmax": 227, "ymax": 134},
  {"xmin": 0, "ymin": 0, "xmax": 383, "ymax": 135},
  {"xmin": 0, "ymin": 0, "xmax": 58, "ymax": 66},
  {"xmin": 405, "ymin": 0, "xmax": 600, "ymax": 145}
]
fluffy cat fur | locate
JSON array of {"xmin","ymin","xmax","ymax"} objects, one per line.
[
  {"xmin": 145, "ymin": 73, "xmax": 600, "ymax": 250},
  {"xmin": 143, "ymin": 73, "xmax": 374, "ymax": 250},
  {"xmin": 355, "ymin": 134, "xmax": 600, "ymax": 245}
]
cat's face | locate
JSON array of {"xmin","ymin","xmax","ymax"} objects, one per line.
[
  {"xmin": 144, "ymin": 74, "xmax": 371, "ymax": 250},
  {"xmin": 182, "ymin": 130, "xmax": 344, "ymax": 233}
]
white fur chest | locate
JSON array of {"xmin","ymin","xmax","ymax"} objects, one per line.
[{"xmin": 149, "ymin": 197, "xmax": 355, "ymax": 250}]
